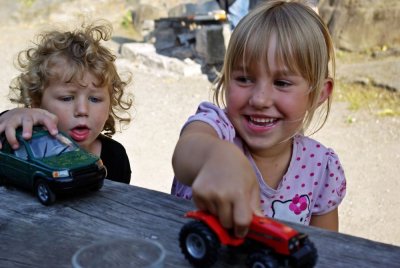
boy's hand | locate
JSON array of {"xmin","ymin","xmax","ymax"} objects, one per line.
[
  {"xmin": 0, "ymin": 108, "xmax": 58, "ymax": 149},
  {"xmin": 191, "ymin": 142, "xmax": 262, "ymax": 238}
]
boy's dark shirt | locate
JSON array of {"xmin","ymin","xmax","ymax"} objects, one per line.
[{"xmin": 99, "ymin": 134, "xmax": 131, "ymax": 184}]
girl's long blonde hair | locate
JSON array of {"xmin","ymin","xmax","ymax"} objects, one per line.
[{"xmin": 214, "ymin": 0, "xmax": 335, "ymax": 134}]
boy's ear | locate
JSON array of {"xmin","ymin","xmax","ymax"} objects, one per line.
[
  {"xmin": 30, "ymin": 98, "xmax": 40, "ymax": 108},
  {"xmin": 317, "ymin": 78, "xmax": 333, "ymax": 106}
]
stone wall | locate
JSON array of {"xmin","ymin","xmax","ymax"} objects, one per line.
[{"xmin": 319, "ymin": 0, "xmax": 400, "ymax": 52}]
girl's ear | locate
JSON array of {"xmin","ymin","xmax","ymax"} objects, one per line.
[{"xmin": 317, "ymin": 78, "xmax": 333, "ymax": 106}]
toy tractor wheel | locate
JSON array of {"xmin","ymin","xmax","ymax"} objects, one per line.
[
  {"xmin": 293, "ymin": 238, "xmax": 318, "ymax": 268},
  {"xmin": 247, "ymin": 251, "xmax": 279, "ymax": 268},
  {"xmin": 35, "ymin": 179, "xmax": 56, "ymax": 206},
  {"xmin": 179, "ymin": 220, "xmax": 220, "ymax": 267}
]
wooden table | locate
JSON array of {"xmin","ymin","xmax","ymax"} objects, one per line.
[{"xmin": 1, "ymin": 180, "xmax": 399, "ymax": 267}]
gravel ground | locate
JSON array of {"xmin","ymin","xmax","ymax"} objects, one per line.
[{"xmin": 0, "ymin": 1, "xmax": 399, "ymax": 247}]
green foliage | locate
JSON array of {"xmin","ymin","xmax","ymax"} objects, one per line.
[
  {"xmin": 19, "ymin": 0, "xmax": 36, "ymax": 8},
  {"xmin": 121, "ymin": 10, "xmax": 133, "ymax": 29},
  {"xmin": 335, "ymin": 81, "xmax": 400, "ymax": 117}
]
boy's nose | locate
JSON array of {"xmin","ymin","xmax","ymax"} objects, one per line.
[{"xmin": 74, "ymin": 100, "xmax": 89, "ymax": 117}]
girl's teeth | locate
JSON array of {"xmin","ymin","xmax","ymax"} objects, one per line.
[{"xmin": 250, "ymin": 117, "xmax": 275, "ymax": 124}]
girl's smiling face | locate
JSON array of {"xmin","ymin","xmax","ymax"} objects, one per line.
[
  {"xmin": 225, "ymin": 36, "xmax": 311, "ymax": 156},
  {"xmin": 40, "ymin": 71, "xmax": 110, "ymax": 153}
]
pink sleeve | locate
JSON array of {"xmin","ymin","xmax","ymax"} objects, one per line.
[
  {"xmin": 312, "ymin": 149, "xmax": 347, "ymax": 215},
  {"xmin": 171, "ymin": 102, "xmax": 236, "ymax": 198},
  {"xmin": 182, "ymin": 102, "xmax": 236, "ymax": 142}
]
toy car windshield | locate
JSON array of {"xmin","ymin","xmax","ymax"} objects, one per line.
[{"xmin": 28, "ymin": 133, "xmax": 78, "ymax": 159}]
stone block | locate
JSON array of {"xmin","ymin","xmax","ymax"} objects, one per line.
[{"xmin": 195, "ymin": 25, "xmax": 225, "ymax": 64}]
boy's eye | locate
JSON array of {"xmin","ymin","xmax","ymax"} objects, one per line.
[
  {"xmin": 59, "ymin": 96, "xmax": 73, "ymax": 102},
  {"xmin": 89, "ymin": 96, "xmax": 102, "ymax": 103}
]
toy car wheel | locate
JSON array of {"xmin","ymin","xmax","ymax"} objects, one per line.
[
  {"xmin": 179, "ymin": 220, "xmax": 220, "ymax": 267},
  {"xmin": 91, "ymin": 180, "xmax": 104, "ymax": 191},
  {"xmin": 35, "ymin": 179, "xmax": 56, "ymax": 206},
  {"xmin": 247, "ymin": 251, "xmax": 279, "ymax": 268}
]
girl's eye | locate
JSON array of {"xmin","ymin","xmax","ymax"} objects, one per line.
[
  {"xmin": 234, "ymin": 75, "xmax": 253, "ymax": 84},
  {"xmin": 274, "ymin": 80, "xmax": 292, "ymax": 88},
  {"xmin": 89, "ymin": 96, "xmax": 102, "ymax": 103}
]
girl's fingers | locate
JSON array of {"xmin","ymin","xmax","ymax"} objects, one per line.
[
  {"xmin": 193, "ymin": 194, "xmax": 217, "ymax": 216},
  {"xmin": 232, "ymin": 181, "xmax": 261, "ymax": 237},
  {"xmin": 216, "ymin": 200, "xmax": 233, "ymax": 230},
  {"xmin": 232, "ymin": 197, "xmax": 253, "ymax": 238}
]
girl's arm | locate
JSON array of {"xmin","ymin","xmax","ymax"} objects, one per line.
[
  {"xmin": 172, "ymin": 121, "xmax": 261, "ymax": 237},
  {"xmin": 310, "ymin": 208, "xmax": 339, "ymax": 231},
  {"xmin": 0, "ymin": 108, "xmax": 58, "ymax": 149}
]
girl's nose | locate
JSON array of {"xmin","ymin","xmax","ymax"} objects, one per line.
[{"xmin": 249, "ymin": 83, "xmax": 273, "ymax": 109}]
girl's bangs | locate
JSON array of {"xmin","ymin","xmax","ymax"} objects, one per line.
[{"xmin": 232, "ymin": 11, "xmax": 303, "ymax": 77}]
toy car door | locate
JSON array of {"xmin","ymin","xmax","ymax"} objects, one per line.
[{"xmin": 0, "ymin": 142, "xmax": 32, "ymax": 188}]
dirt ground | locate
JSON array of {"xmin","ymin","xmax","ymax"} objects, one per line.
[{"xmin": 0, "ymin": 1, "xmax": 399, "ymax": 247}]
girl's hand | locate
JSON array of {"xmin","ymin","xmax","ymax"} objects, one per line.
[
  {"xmin": 173, "ymin": 121, "xmax": 262, "ymax": 238},
  {"xmin": 0, "ymin": 108, "xmax": 58, "ymax": 149},
  {"xmin": 191, "ymin": 142, "xmax": 261, "ymax": 238}
]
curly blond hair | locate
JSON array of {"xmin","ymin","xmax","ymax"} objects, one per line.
[{"xmin": 9, "ymin": 21, "xmax": 133, "ymax": 137}]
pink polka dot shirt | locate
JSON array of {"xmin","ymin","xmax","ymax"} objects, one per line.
[{"xmin": 171, "ymin": 102, "xmax": 347, "ymax": 225}]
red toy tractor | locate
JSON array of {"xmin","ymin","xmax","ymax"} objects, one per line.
[{"xmin": 179, "ymin": 210, "xmax": 317, "ymax": 267}]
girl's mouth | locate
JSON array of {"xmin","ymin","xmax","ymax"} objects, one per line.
[
  {"xmin": 248, "ymin": 116, "xmax": 278, "ymax": 127},
  {"xmin": 69, "ymin": 127, "xmax": 90, "ymax": 142}
]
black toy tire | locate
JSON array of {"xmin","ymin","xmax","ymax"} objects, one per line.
[
  {"xmin": 35, "ymin": 179, "xmax": 56, "ymax": 206},
  {"xmin": 247, "ymin": 251, "xmax": 279, "ymax": 268},
  {"xmin": 294, "ymin": 238, "xmax": 318, "ymax": 268},
  {"xmin": 92, "ymin": 180, "xmax": 104, "ymax": 191},
  {"xmin": 179, "ymin": 220, "xmax": 220, "ymax": 267}
]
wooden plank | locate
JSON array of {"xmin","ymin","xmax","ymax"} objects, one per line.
[
  {"xmin": 0, "ymin": 180, "xmax": 399, "ymax": 267},
  {"xmin": 0, "ymin": 182, "xmax": 191, "ymax": 267}
]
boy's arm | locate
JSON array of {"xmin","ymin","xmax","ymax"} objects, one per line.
[
  {"xmin": 172, "ymin": 121, "xmax": 261, "ymax": 237},
  {"xmin": 0, "ymin": 108, "xmax": 58, "ymax": 149}
]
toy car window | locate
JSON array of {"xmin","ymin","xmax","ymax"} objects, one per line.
[
  {"xmin": 29, "ymin": 134, "xmax": 78, "ymax": 158},
  {"xmin": 14, "ymin": 145, "xmax": 28, "ymax": 160}
]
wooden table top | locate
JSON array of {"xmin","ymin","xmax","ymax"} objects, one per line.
[{"xmin": 1, "ymin": 180, "xmax": 399, "ymax": 267}]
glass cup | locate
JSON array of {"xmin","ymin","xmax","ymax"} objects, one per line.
[{"xmin": 71, "ymin": 238, "xmax": 166, "ymax": 268}]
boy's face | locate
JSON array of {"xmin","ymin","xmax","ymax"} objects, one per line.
[{"xmin": 40, "ymin": 71, "xmax": 110, "ymax": 153}]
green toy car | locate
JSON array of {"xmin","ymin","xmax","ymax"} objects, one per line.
[{"xmin": 0, "ymin": 127, "xmax": 107, "ymax": 205}]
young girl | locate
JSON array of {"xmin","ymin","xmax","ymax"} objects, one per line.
[
  {"xmin": 0, "ymin": 21, "xmax": 133, "ymax": 184},
  {"xmin": 171, "ymin": 0, "xmax": 346, "ymax": 237}
]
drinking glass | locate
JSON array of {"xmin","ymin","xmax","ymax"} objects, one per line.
[{"xmin": 71, "ymin": 238, "xmax": 166, "ymax": 268}]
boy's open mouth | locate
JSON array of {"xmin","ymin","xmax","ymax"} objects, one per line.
[{"xmin": 69, "ymin": 127, "xmax": 90, "ymax": 142}]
